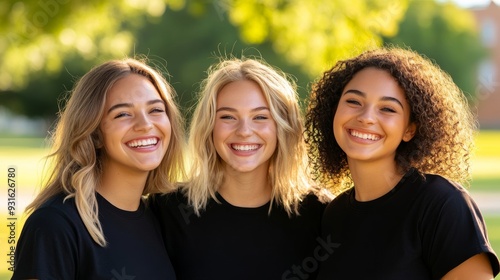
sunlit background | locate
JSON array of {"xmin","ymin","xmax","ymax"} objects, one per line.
[
  {"xmin": 1, "ymin": 0, "xmax": 499, "ymax": 278},
  {"xmin": 449, "ymin": 0, "xmax": 500, "ymax": 7}
]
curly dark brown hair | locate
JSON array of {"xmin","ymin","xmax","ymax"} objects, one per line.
[{"xmin": 305, "ymin": 47, "xmax": 477, "ymax": 194}]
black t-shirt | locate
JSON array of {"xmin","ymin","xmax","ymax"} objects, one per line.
[
  {"xmin": 149, "ymin": 191, "xmax": 326, "ymax": 280},
  {"xmin": 317, "ymin": 169, "xmax": 500, "ymax": 280},
  {"xmin": 12, "ymin": 192, "xmax": 176, "ymax": 280}
]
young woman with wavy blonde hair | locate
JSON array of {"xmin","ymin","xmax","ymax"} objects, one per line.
[
  {"xmin": 13, "ymin": 58, "xmax": 185, "ymax": 279},
  {"xmin": 150, "ymin": 57, "xmax": 331, "ymax": 280}
]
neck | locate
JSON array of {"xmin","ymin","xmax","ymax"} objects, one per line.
[
  {"xmin": 218, "ymin": 166, "xmax": 272, "ymax": 207},
  {"xmin": 348, "ymin": 159, "xmax": 403, "ymax": 202},
  {"xmin": 97, "ymin": 165, "xmax": 148, "ymax": 211}
]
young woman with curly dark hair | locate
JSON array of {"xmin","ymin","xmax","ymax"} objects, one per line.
[{"xmin": 305, "ymin": 47, "xmax": 499, "ymax": 279}]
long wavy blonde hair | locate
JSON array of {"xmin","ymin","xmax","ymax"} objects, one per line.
[
  {"xmin": 183, "ymin": 57, "xmax": 320, "ymax": 216},
  {"xmin": 26, "ymin": 58, "xmax": 186, "ymax": 246}
]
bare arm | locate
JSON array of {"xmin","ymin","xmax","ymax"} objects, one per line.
[{"xmin": 442, "ymin": 253, "xmax": 494, "ymax": 280}]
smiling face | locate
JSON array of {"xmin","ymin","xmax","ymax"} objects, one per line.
[
  {"xmin": 333, "ymin": 67, "xmax": 415, "ymax": 166},
  {"xmin": 99, "ymin": 73, "xmax": 171, "ymax": 175},
  {"xmin": 213, "ymin": 79, "xmax": 277, "ymax": 175}
]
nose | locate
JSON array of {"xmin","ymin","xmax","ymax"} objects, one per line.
[
  {"xmin": 134, "ymin": 112, "xmax": 153, "ymax": 131},
  {"xmin": 356, "ymin": 107, "xmax": 376, "ymax": 124},
  {"xmin": 235, "ymin": 119, "xmax": 252, "ymax": 137}
]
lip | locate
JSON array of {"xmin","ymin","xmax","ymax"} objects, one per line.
[
  {"xmin": 347, "ymin": 128, "xmax": 381, "ymax": 142},
  {"xmin": 125, "ymin": 136, "xmax": 160, "ymax": 150}
]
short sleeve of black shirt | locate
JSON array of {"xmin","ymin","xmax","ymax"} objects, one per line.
[
  {"xmin": 418, "ymin": 175, "xmax": 500, "ymax": 278},
  {"xmin": 13, "ymin": 205, "xmax": 80, "ymax": 279}
]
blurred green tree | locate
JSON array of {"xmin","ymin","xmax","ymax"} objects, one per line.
[
  {"xmin": 1, "ymin": 0, "xmax": 408, "ymax": 119},
  {"xmin": 384, "ymin": 0, "xmax": 487, "ymax": 99},
  {"xmin": 0, "ymin": 0, "xmax": 185, "ymax": 91},
  {"xmin": 225, "ymin": 0, "xmax": 407, "ymax": 78},
  {"xmin": 131, "ymin": 2, "xmax": 314, "ymax": 117}
]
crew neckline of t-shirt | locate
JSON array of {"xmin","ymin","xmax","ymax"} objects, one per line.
[
  {"xmin": 348, "ymin": 168, "xmax": 416, "ymax": 209},
  {"xmin": 215, "ymin": 192, "xmax": 271, "ymax": 212},
  {"xmin": 96, "ymin": 192, "xmax": 145, "ymax": 219}
]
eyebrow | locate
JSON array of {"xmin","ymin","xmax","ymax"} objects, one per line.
[
  {"xmin": 343, "ymin": 89, "xmax": 404, "ymax": 109},
  {"xmin": 216, "ymin": 106, "xmax": 270, "ymax": 113},
  {"xmin": 107, "ymin": 99, "xmax": 165, "ymax": 115}
]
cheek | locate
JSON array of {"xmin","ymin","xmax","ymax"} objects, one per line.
[
  {"xmin": 270, "ymin": 126, "xmax": 278, "ymax": 143},
  {"xmin": 161, "ymin": 117, "xmax": 172, "ymax": 135},
  {"xmin": 99, "ymin": 122, "xmax": 115, "ymax": 148},
  {"xmin": 163, "ymin": 123, "xmax": 172, "ymax": 147},
  {"xmin": 213, "ymin": 121, "xmax": 237, "ymax": 139},
  {"xmin": 100, "ymin": 135, "xmax": 115, "ymax": 158},
  {"xmin": 99, "ymin": 118, "xmax": 122, "ymax": 136},
  {"xmin": 212, "ymin": 124, "xmax": 228, "ymax": 155},
  {"xmin": 332, "ymin": 113, "xmax": 342, "ymax": 141},
  {"xmin": 99, "ymin": 120, "xmax": 109, "ymax": 135},
  {"xmin": 257, "ymin": 122, "xmax": 277, "ymax": 140},
  {"xmin": 212, "ymin": 123, "xmax": 225, "ymax": 142},
  {"xmin": 212, "ymin": 132, "xmax": 226, "ymax": 162},
  {"xmin": 267, "ymin": 129, "xmax": 277, "ymax": 149},
  {"xmin": 381, "ymin": 116, "xmax": 404, "ymax": 131}
]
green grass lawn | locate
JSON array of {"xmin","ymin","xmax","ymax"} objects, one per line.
[
  {"xmin": 485, "ymin": 215, "xmax": 500, "ymax": 280},
  {"xmin": 472, "ymin": 177, "xmax": 500, "ymax": 192},
  {"xmin": 486, "ymin": 215, "xmax": 500, "ymax": 253},
  {"xmin": 0, "ymin": 136, "xmax": 49, "ymax": 148},
  {"xmin": 0, "ymin": 131, "xmax": 499, "ymax": 277}
]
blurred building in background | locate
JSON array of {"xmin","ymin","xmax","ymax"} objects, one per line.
[{"xmin": 471, "ymin": 0, "xmax": 500, "ymax": 129}]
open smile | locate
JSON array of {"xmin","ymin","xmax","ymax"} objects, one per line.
[
  {"xmin": 126, "ymin": 137, "xmax": 159, "ymax": 148},
  {"xmin": 231, "ymin": 144, "xmax": 261, "ymax": 151},
  {"xmin": 349, "ymin": 129, "xmax": 381, "ymax": 141}
]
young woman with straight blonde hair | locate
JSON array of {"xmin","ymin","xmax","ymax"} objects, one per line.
[
  {"xmin": 150, "ymin": 57, "xmax": 331, "ymax": 280},
  {"xmin": 13, "ymin": 58, "xmax": 185, "ymax": 279}
]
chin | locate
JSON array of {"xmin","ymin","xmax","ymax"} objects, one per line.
[{"xmin": 138, "ymin": 162, "xmax": 163, "ymax": 172}]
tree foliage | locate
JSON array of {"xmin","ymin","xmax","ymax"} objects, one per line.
[
  {"xmin": 0, "ymin": 0, "xmax": 184, "ymax": 91},
  {"xmin": 0, "ymin": 0, "xmax": 409, "ymax": 90},
  {"xmin": 2, "ymin": 0, "xmax": 409, "ymax": 120},
  {"xmin": 225, "ymin": 0, "xmax": 408, "ymax": 77},
  {"xmin": 384, "ymin": 0, "xmax": 487, "ymax": 98},
  {"xmin": 0, "ymin": 1, "xmax": 308, "ymax": 120}
]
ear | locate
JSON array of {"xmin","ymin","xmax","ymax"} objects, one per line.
[{"xmin": 402, "ymin": 122, "xmax": 416, "ymax": 142}]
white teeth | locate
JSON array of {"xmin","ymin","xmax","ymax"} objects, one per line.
[
  {"xmin": 232, "ymin": 144, "xmax": 259, "ymax": 151},
  {"xmin": 127, "ymin": 138, "xmax": 158, "ymax": 148},
  {"xmin": 350, "ymin": 130, "xmax": 380, "ymax": 141}
]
